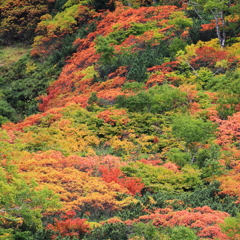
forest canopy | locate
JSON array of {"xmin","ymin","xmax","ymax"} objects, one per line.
[{"xmin": 0, "ymin": 0, "xmax": 240, "ymax": 239}]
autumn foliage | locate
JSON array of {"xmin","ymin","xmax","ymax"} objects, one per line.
[
  {"xmin": 134, "ymin": 206, "xmax": 230, "ymax": 239},
  {"xmin": 0, "ymin": 0, "xmax": 55, "ymax": 43},
  {"xmin": 0, "ymin": 0, "xmax": 240, "ymax": 239},
  {"xmin": 46, "ymin": 211, "xmax": 90, "ymax": 239}
]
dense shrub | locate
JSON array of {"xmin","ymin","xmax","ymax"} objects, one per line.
[{"xmin": 116, "ymin": 84, "xmax": 188, "ymax": 113}]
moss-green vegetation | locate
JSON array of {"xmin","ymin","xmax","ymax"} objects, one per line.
[{"xmin": 0, "ymin": 0, "xmax": 240, "ymax": 239}]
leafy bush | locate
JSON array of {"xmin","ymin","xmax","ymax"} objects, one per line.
[
  {"xmin": 220, "ymin": 213, "xmax": 240, "ymax": 239},
  {"xmin": 0, "ymin": 163, "xmax": 60, "ymax": 234},
  {"xmin": 54, "ymin": 0, "xmax": 68, "ymax": 12},
  {"xmin": 96, "ymin": 42, "xmax": 169, "ymax": 82},
  {"xmin": 0, "ymin": 0, "xmax": 55, "ymax": 44},
  {"xmin": 171, "ymin": 114, "xmax": 217, "ymax": 163},
  {"xmin": 128, "ymin": 222, "xmax": 161, "ymax": 240},
  {"xmin": 114, "ymin": 200, "xmax": 145, "ymax": 221},
  {"xmin": 169, "ymin": 37, "xmax": 187, "ymax": 58},
  {"xmin": 122, "ymin": 162, "xmax": 203, "ymax": 192},
  {"xmin": 166, "ymin": 148, "xmax": 191, "ymax": 167},
  {"xmin": 83, "ymin": 222, "xmax": 128, "ymax": 240},
  {"xmin": 216, "ymin": 93, "xmax": 239, "ymax": 120},
  {"xmin": 0, "ymin": 99, "xmax": 17, "ymax": 124},
  {"xmin": 137, "ymin": 181, "xmax": 240, "ymax": 216},
  {"xmin": 0, "ymin": 23, "xmax": 85, "ymax": 121},
  {"xmin": 169, "ymin": 226, "xmax": 199, "ymax": 240},
  {"xmin": 117, "ymin": 84, "xmax": 188, "ymax": 114},
  {"xmin": 91, "ymin": 0, "xmax": 116, "ymax": 11},
  {"xmin": 0, "ymin": 54, "xmax": 61, "ymax": 121}
]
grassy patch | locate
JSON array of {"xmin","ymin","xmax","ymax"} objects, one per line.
[{"xmin": 0, "ymin": 44, "xmax": 31, "ymax": 67}]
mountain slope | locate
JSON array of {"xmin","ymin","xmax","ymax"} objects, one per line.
[{"xmin": 0, "ymin": 0, "xmax": 240, "ymax": 239}]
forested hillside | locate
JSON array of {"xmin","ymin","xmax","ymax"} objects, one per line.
[{"xmin": 0, "ymin": 0, "xmax": 240, "ymax": 239}]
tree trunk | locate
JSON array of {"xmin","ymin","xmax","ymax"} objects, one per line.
[{"xmin": 212, "ymin": 10, "xmax": 226, "ymax": 48}]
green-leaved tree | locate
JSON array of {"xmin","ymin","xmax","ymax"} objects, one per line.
[
  {"xmin": 171, "ymin": 114, "xmax": 217, "ymax": 163},
  {"xmin": 185, "ymin": 0, "xmax": 239, "ymax": 47}
]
